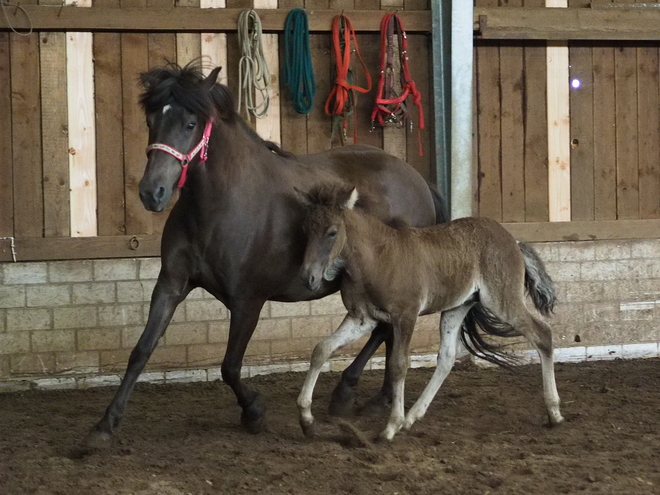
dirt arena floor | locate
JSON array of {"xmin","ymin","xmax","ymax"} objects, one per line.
[{"xmin": 1, "ymin": 357, "xmax": 659, "ymax": 495}]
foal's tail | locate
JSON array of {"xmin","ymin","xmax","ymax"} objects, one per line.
[{"xmin": 460, "ymin": 242, "xmax": 556, "ymax": 368}]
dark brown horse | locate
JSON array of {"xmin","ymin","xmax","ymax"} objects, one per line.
[
  {"xmin": 297, "ymin": 184, "xmax": 563, "ymax": 441},
  {"xmin": 83, "ymin": 63, "xmax": 447, "ymax": 448}
]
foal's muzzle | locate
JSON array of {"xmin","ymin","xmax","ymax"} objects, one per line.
[{"xmin": 300, "ymin": 268, "xmax": 322, "ymax": 292}]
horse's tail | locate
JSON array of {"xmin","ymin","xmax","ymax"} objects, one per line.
[
  {"xmin": 459, "ymin": 243, "xmax": 556, "ymax": 368},
  {"xmin": 519, "ymin": 242, "xmax": 556, "ymax": 316},
  {"xmin": 427, "ymin": 183, "xmax": 450, "ymax": 224}
]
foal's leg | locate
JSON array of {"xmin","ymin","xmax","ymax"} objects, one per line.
[
  {"xmin": 380, "ymin": 314, "xmax": 417, "ymax": 442},
  {"xmin": 220, "ymin": 298, "xmax": 269, "ymax": 433},
  {"xmin": 482, "ymin": 291, "xmax": 564, "ymax": 425},
  {"xmin": 329, "ymin": 322, "xmax": 393, "ymax": 417},
  {"xmin": 83, "ymin": 279, "xmax": 190, "ymax": 449},
  {"xmin": 403, "ymin": 304, "xmax": 473, "ymax": 431},
  {"xmin": 298, "ymin": 315, "xmax": 377, "ymax": 437}
]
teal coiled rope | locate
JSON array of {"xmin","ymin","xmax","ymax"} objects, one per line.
[{"xmin": 283, "ymin": 8, "xmax": 316, "ymax": 114}]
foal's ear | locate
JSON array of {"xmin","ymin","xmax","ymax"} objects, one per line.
[
  {"xmin": 293, "ymin": 187, "xmax": 312, "ymax": 207},
  {"xmin": 202, "ymin": 67, "xmax": 222, "ymax": 91},
  {"xmin": 344, "ymin": 187, "xmax": 359, "ymax": 210}
]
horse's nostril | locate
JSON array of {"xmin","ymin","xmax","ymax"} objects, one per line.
[{"xmin": 155, "ymin": 187, "xmax": 166, "ymax": 201}]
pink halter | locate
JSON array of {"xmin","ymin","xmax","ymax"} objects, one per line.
[{"xmin": 145, "ymin": 118, "xmax": 215, "ymax": 188}]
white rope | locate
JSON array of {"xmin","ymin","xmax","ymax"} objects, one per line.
[{"xmin": 237, "ymin": 9, "xmax": 270, "ymax": 120}]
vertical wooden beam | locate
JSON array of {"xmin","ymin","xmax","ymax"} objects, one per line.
[
  {"xmin": 637, "ymin": 44, "xmax": 660, "ymax": 219},
  {"xmin": 254, "ymin": 0, "xmax": 281, "ymax": 145},
  {"xmin": 201, "ymin": 0, "xmax": 228, "ymax": 83},
  {"xmin": 546, "ymin": 0, "xmax": 571, "ymax": 222},
  {"xmin": 66, "ymin": 0, "xmax": 97, "ymax": 237},
  {"xmin": 0, "ymin": 32, "xmax": 14, "ymax": 237},
  {"xmin": 11, "ymin": 23, "xmax": 44, "ymax": 238},
  {"xmin": 177, "ymin": 0, "xmax": 202, "ymax": 67}
]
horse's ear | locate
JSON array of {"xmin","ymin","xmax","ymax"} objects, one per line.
[
  {"xmin": 344, "ymin": 188, "xmax": 359, "ymax": 210},
  {"xmin": 140, "ymin": 70, "xmax": 157, "ymax": 90},
  {"xmin": 202, "ymin": 67, "xmax": 222, "ymax": 91}
]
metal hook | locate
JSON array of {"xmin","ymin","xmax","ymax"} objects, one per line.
[
  {"xmin": 13, "ymin": 2, "xmax": 20, "ymax": 16},
  {"xmin": 57, "ymin": 1, "xmax": 65, "ymax": 18}
]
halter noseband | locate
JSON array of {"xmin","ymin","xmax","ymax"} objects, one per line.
[{"xmin": 145, "ymin": 118, "xmax": 215, "ymax": 189}]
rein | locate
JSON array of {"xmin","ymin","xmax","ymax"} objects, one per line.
[
  {"xmin": 324, "ymin": 14, "xmax": 372, "ymax": 145},
  {"xmin": 370, "ymin": 13, "xmax": 425, "ymax": 156},
  {"xmin": 145, "ymin": 119, "xmax": 214, "ymax": 189}
]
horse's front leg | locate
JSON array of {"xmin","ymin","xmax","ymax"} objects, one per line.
[
  {"xmin": 329, "ymin": 322, "xmax": 392, "ymax": 417},
  {"xmin": 220, "ymin": 299, "xmax": 267, "ymax": 433},
  {"xmin": 83, "ymin": 279, "xmax": 189, "ymax": 450}
]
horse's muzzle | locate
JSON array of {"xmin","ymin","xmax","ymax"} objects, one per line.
[
  {"xmin": 300, "ymin": 270, "xmax": 322, "ymax": 292},
  {"xmin": 139, "ymin": 185, "xmax": 167, "ymax": 212}
]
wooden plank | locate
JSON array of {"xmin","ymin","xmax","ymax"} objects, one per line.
[
  {"xmin": 0, "ymin": 235, "xmax": 161, "ymax": 262},
  {"xmin": 500, "ymin": 39, "xmax": 525, "ymax": 222},
  {"xmin": 177, "ymin": 0, "xmax": 202, "ymax": 67},
  {"xmin": 0, "ymin": 33, "xmax": 14, "ymax": 237},
  {"xmin": 474, "ymin": 7, "xmax": 660, "ymax": 41},
  {"xmin": 149, "ymin": 0, "xmax": 177, "ymax": 69},
  {"xmin": 66, "ymin": 0, "xmax": 97, "ymax": 237},
  {"xmin": 614, "ymin": 42, "xmax": 639, "ymax": 220},
  {"xmin": 354, "ymin": 31, "xmax": 382, "ymax": 150},
  {"xmin": 121, "ymin": 0, "xmax": 152, "ymax": 234},
  {"xmin": 40, "ymin": 30, "xmax": 70, "ymax": 237},
  {"xmin": 568, "ymin": 42, "xmax": 594, "ymax": 221},
  {"xmin": 546, "ymin": 0, "xmax": 571, "ymax": 222},
  {"xmin": 405, "ymin": 33, "xmax": 431, "ymax": 181},
  {"xmin": 0, "ymin": 7, "xmax": 433, "ymax": 33},
  {"xmin": 278, "ymin": 0, "xmax": 308, "ymax": 155},
  {"xmin": 475, "ymin": 35, "xmax": 502, "ymax": 221},
  {"xmin": 503, "ymin": 219, "xmax": 660, "ymax": 242},
  {"xmin": 254, "ymin": 0, "xmax": 281, "ymax": 145},
  {"xmin": 225, "ymin": 0, "xmax": 252, "ymax": 123},
  {"xmin": 306, "ymin": 29, "xmax": 333, "ymax": 152},
  {"xmin": 11, "ymin": 29, "xmax": 44, "ymax": 238},
  {"xmin": 592, "ymin": 44, "xmax": 617, "ymax": 220},
  {"xmin": 201, "ymin": 0, "xmax": 228, "ymax": 81},
  {"xmin": 637, "ymin": 43, "xmax": 660, "ymax": 219}
]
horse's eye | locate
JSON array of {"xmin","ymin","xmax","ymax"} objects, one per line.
[
  {"xmin": 327, "ymin": 229, "xmax": 337, "ymax": 239},
  {"xmin": 187, "ymin": 122, "xmax": 196, "ymax": 130}
]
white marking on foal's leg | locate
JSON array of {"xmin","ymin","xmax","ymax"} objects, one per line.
[
  {"xmin": 162, "ymin": 104, "xmax": 171, "ymax": 114},
  {"xmin": 403, "ymin": 304, "xmax": 472, "ymax": 431},
  {"xmin": 297, "ymin": 315, "xmax": 376, "ymax": 436}
]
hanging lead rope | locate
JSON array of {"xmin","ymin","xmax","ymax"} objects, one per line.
[
  {"xmin": 237, "ymin": 9, "xmax": 270, "ymax": 119},
  {"xmin": 324, "ymin": 14, "xmax": 372, "ymax": 145},
  {"xmin": 283, "ymin": 8, "xmax": 316, "ymax": 114},
  {"xmin": 371, "ymin": 13, "xmax": 425, "ymax": 155}
]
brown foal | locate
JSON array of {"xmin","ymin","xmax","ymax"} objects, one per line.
[{"xmin": 297, "ymin": 184, "xmax": 564, "ymax": 441}]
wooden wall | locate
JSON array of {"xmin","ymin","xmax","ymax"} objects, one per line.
[
  {"xmin": 0, "ymin": 0, "xmax": 433, "ymax": 261},
  {"xmin": 474, "ymin": 0, "xmax": 660, "ymax": 225}
]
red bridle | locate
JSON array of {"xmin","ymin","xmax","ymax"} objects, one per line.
[{"xmin": 145, "ymin": 118, "xmax": 215, "ymax": 188}]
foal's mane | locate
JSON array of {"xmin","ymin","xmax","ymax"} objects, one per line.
[
  {"xmin": 139, "ymin": 62, "xmax": 294, "ymax": 158},
  {"xmin": 304, "ymin": 184, "xmax": 355, "ymax": 210}
]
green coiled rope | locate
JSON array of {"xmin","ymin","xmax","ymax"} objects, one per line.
[{"xmin": 282, "ymin": 8, "xmax": 316, "ymax": 114}]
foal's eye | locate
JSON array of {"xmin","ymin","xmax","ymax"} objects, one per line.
[
  {"xmin": 187, "ymin": 122, "xmax": 196, "ymax": 130},
  {"xmin": 327, "ymin": 229, "xmax": 338, "ymax": 239}
]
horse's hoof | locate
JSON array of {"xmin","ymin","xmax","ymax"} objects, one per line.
[
  {"xmin": 82, "ymin": 429, "xmax": 113, "ymax": 451},
  {"xmin": 358, "ymin": 393, "xmax": 391, "ymax": 417},
  {"xmin": 328, "ymin": 383, "xmax": 356, "ymax": 418},
  {"xmin": 300, "ymin": 419, "xmax": 316, "ymax": 438},
  {"xmin": 241, "ymin": 401, "xmax": 267, "ymax": 434},
  {"xmin": 548, "ymin": 413, "xmax": 565, "ymax": 427}
]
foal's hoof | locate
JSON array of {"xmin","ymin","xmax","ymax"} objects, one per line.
[
  {"xmin": 300, "ymin": 419, "xmax": 316, "ymax": 438},
  {"xmin": 328, "ymin": 383, "xmax": 356, "ymax": 418},
  {"xmin": 82, "ymin": 429, "xmax": 113, "ymax": 451},
  {"xmin": 241, "ymin": 402, "xmax": 267, "ymax": 434},
  {"xmin": 358, "ymin": 393, "xmax": 391, "ymax": 417}
]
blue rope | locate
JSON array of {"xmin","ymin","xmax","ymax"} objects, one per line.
[{"xmin": 283, "ymin": 8, "xmax": 316, "ymax": 114}]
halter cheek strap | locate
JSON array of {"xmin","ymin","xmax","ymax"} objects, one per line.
[{"xmin": 145, "ymin": 118, "xmax": 215, "ymax": 189}]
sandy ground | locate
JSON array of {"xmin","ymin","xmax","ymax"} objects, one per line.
[{"xmin": 1, "ymin": 358, "xmax": 659, "ymax": 494}]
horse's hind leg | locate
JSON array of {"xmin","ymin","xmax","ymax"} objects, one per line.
[
  {"xmin": 403, "ymin": 303, "xmax": 473, "ymax": 431},
  {"xmin": 482, "ymin": 290, "xmax": 564, "ymax": 426},
  {"xmin": 329, "ymin": 322, "xmax": 392, "ymax": 417},
  {"xmin": 83, "ymin": 280, "xmax": 190, "ymax": 450},
  {"xmin": 298, "ymin": 315, "xmax": 377, "ymax": 437}
]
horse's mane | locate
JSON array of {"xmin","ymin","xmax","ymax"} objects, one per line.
[{"xmin": 139, "ymin": 62, "xmax": 295, "ymax": 159}]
